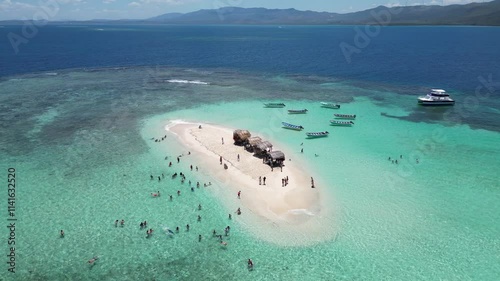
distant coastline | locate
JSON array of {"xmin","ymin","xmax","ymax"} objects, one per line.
[{"xmin": 2, "ymin": 1, "xmax": 500, "ymax": 26}]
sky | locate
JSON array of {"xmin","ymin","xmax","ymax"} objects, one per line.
[{"xmin": 0, "ymin": 0, "xmax": 485, "ymax": 21}]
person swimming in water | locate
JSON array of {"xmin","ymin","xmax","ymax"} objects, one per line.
[{"xmin": 88, "ymin": 256, "xmax": 99, "ymax": 265}]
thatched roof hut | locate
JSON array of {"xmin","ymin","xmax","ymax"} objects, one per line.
[
  {"xmin": 267, "ymin": 150, "xmax": 285, "ymax": 167},
  {"xmin": 268, "ymin": 151, "xmax": 285, "ymax": 162},
  {"xmin": 245, "ymin": 136, "xmax": 262, "ymax": 152},
  {"xmin": 233, "ymin": 129, "xmax": 251, "ymax": 145},
  {"xmin": 254, "ymin": 140, "xmax": 273, "ymax": 155},
  {"xmin": 247, "ymin": 136, "xmax": 262, "ymax": 146}
]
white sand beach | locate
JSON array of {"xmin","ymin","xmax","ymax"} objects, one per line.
[{"xmin": 165, "ymin": 121, "xmax": 337, "ymax": 246}]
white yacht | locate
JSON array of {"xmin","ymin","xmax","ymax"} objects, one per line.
[{"xmin": 418, "ymin": 89, "xmax": 455, "ymax": 106}]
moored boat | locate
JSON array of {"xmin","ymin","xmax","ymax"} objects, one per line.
[
  {"xmin": 418, "ymin": 89, "xmax": 455, "ymax": 106},
  {"xmin": 306, "ymin": 131, "xmax": 329, "ymax": 138},
  {"xmin": 288, "ymin": 109, "xmax": 308, "ymax": 114},
  {"xmin": 330, "ymin": 120, "xmax": 354, "ymax": 126},
  {"xmin": 264, "ymin": 103, "xmax": 286, "ymax": 108},
  {"xmin": 282, "ymin": 122, "xmax": 304, "ymax": 131},
  {"xmin": 320, "ymin": 102, "xmax": 341, "ymax": 109},
  {"xmin": 334, "ymin": 113, "xmax": 356, "ymax": 119}
]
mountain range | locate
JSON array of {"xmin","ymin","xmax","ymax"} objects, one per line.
[
  {"xmin": 2, "ymin": 1, "xmax": 500, "ymax": 26},
  {"xmin": 147, "ymin": 1, "xmax": 500, "ymax": 26}
]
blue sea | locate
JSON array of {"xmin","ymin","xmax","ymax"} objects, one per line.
[{"xmin": 0, "ymin": 25, "xmax": 499, "ymax": 280}]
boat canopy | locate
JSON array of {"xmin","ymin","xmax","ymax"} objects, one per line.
[{"xmin": 431, "ymin": 89, "xmax": 446, "ymax": 93}]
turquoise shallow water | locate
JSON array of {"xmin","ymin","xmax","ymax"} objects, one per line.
[{"xmin": 1, "ymin": 67, "xmax": 499, "ymax": 280}]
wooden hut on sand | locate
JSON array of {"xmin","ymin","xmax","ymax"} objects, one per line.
[
  {"xmin": 266, "ymin": 151, "xmax": 285, "ymax": 167},
  {"xmin": 233, "ymin": 129, "xmax": 251, "ymax": 145},
  {"xmin": 254, "ymin": 141, "xmax": 273, "ymax": 156},
  {"xmin": 245, "ymin": 136, "xmax": 262, "ymax": 152}
]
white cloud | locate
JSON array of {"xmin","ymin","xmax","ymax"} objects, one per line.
[
  {"xmin": 128, "ymin": 1, "xmax": 141, "ymax": 7},
  {"xmin": 0, "ymin": 0, "xmax": 37, "ymax": 11},
  {"xmin": 103, "ymin": 0, "xmax": 116, "ymax": 4}
]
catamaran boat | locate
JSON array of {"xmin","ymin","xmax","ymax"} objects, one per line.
[{"xmin": 418, "ymin": 89, "xmax": 455, "ymax": 106}]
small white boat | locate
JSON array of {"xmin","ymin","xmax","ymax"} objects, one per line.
[
  {"xmin": 306, "ymin": 131, "xmax": 329, "ymax": 138},
  {"xmin": 330, "ymin": 120, "xmax": 354, "ymax": 126},
  {"xmin": 288, "ymin": 109, "xmax": 308, "ymax": 114},
  {"xmin": 320, "ymin": 102, "xmax": 340, "ymax": 109},
  {"xmin": 418, "ymin": 89, "xmax": 455, "ymax": 106},
  {"xmin": 334, "ymin": 113, "xmax": 356, "ymax": 119},
  {"xmin": 282, "ymin": 122, "xmax": 304, "ymax": 131},
  {"xmin": 264, "ymin": 103, "xmax": 286, "ymax": 108}
]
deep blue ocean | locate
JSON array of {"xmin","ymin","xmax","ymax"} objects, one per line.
[{"xmin": 1, "ymin": 25, "xmax": 500, "ymax": 92}]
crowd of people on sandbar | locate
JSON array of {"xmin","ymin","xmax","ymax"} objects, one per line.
[{"xmin": 61, "ymin": 129, "xmax": 262, "ymax": 270}]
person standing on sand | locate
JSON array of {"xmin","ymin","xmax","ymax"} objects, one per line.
[
  {"xmin": 259, "ymin": 176, "xmax": 261, "ymax": 185},
  {"xmin": 220, "ymin": 156, "xmax": 223, "ymax": 165},
  {"xmin": 237, "ymin": 191, "xmax": 241, "ymax": 199},
  {"xmin": 263, "ymin": 177, "xmax": 266, "ymax": 185},
  {"xmin": 237, "ymin": 154, "xmax": 240, "ymax": 161},
  {"xmin": 222, "ymin": 137, "xmax": 224, "ymax": 144},
  {"xmin": 311, "ymin": 177, "xmax": 315, "ymax": 188}
]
